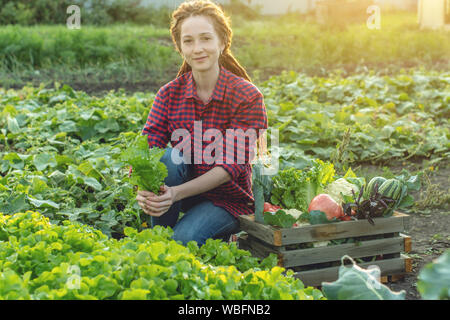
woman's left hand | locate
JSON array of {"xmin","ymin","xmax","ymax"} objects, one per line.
[{"xmin": 137, "ymin": 185, "xmax": 176, "ymax": 217}]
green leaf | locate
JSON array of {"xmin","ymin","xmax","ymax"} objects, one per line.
[
  {"xmin": 120, "ymin": 135, "xmax": 167, "ymax": 194},
  {"xmin": 3, "ymin": 152, "xmax": 24, "ymax": 170},
  {"xmin": 417, "ymin": 250, "xmax": 450, "ymax": 300},
  {"xmin": 308, "ymin": 210, "xmax": 339, "ymax": 225},
  {"xmin": 28, "ymin": 196, "xmax": 60, "ymax": 209},
  {"xmin": 406, "ymin": 174, "xmax": 422, "ymax": 191},
  {"xmin": 7, "ymin": 116, "xmax": 20, "ymax": 134},
  {"xmin": 31, "ymin": 177, "xmax": 49, "ymax": 194},
  {"xmin": 83, "ymin": 177, "xmax": 103, "ymax": 191},
  {"xmin": 33, "ymin": 154, "xmax": 57, "ymax": 171},
  {"xmin": 121, "ymin": 289, "xmax": 149, "ymax": 300},
  {"xmin": 397, "ymin": 194, "xmax": 414, "ymax": 209},
  {"xmin": 48, "ymin": 170, "xmax": 66, "ymax": 185},
  {"xmin": 58, "ymin": 121, "xmax": 78, "ymax": 133},
  {"xmin": 321, "ymin": 256, "xmax": 406, "ymax": 300},
  {"xmin": 2, "ymin": 193, "xmax": 30, "ymax": 214},
  {"xmin": 263, "ymin": 209, "xmax": 296, "ymax": 228},
  {"xmin": 94, "ymin": 118, "xmax": 120, "ymax": 134}
]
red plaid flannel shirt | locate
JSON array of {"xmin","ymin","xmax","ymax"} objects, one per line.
[{"xmin": 142, "ymin": 66, "xmax": 268, "ymax": 218}]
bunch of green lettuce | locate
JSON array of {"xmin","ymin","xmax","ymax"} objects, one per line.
[
  {"xmin": 270, "ymin": 159, "xmax": 336, "ymax": 212},
  {"xmin": 120, "ymin": 134, "xmax": 168, "ymax": 194}
]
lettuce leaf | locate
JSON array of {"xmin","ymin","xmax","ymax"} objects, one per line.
[
  {"xmin": 119, "ymin": 134, "xmax": 168, "ymax": 194},
  {"xmin": 270, "ymin": 159, "xmax": 336, "ymax": 212}
]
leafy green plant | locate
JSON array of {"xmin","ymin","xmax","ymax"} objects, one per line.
[
  {"xmin": 261, "ymin": 70, "xmax": 450, "ymax": 169},
  {"xmin": 263, "ymin": 209, "xmax": 297, "ymax": 228},
  {"xmin": 188, "ymin": 239, "xmax": 278, "ymax": 273},
  {"xmin": 417, "ymin": 250, "xmax": 450, "ymax": 300},
  {"xmin": 0, "ymin": 84, "xmax": 156, "ymax": 236},
  {"xmin": 119, "ymin": 134, "xmax": 167, "ymax": 194},
  {"xmin": 0, "ymin": 211, "xmax": 324, "ymax": 300},
  {"xmin": 270, "ymin": 159, "xmax": 336, "ymax": 212}
]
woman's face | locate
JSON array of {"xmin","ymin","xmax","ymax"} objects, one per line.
[{"xmin": 180, "ymin": 15, "xmax": 225, "ymax": 73}]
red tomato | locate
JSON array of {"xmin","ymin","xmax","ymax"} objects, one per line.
[{"xmin": 263, "ymin": 202, "xmax": 282, "ymax": 212}]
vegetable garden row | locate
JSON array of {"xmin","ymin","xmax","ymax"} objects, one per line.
[{"xmin": 0, "ymin": 70, "xmax": 449, "ymax": 299}]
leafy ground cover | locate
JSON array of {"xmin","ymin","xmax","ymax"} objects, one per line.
[
  {"xmin": 1, "ymin": 68, "xmax": 448, "ymax": 237},
  {"xmin": 0, "ymin": 69, "xmax": 448, "ymax": 300},
  {"xmin": 0, "ymin": 84, "xmax": 153, "ymax": 236},
  {"xmin": 262, "ymin": 69, "xmax": 449, "ymax": 171},
  {"xmin": 0, "ymin": 210, "xmax": 323, "ymax": 300}
]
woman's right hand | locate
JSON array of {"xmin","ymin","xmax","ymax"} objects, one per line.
[
  {"xmin": 136, "ymin": 189, "xmax": 157, "ymax": 216},
  {"xmin": 136, "ymin": 188, "xmax": 174, "ymax": 217}
]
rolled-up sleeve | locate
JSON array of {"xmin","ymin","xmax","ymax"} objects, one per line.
[
  {"xmin": 142, "ymin": 87, "xmax": 170, "ymax": 149},
  {"xmin": 214, "ymin": 91, "xmax": 268, "ymax": 181}
]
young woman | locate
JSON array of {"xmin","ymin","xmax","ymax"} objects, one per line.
[{"xmin": 135, "ymin": 0, "xmax": 268, "ymax": 246}]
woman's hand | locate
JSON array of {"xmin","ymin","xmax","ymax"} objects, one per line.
[{"xmin": 136, "ymin": 185, "xmax": 176, "ymax": 217}]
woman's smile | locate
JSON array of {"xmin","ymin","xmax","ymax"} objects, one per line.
[{"xmin": 194, "ymin": 56, "xmax": 208, "ymax": 62}]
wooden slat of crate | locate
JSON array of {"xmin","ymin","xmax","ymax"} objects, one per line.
[
  {"xmin": 238, "ymin": 233, "xmax": 411, "ymax": 268},
  {"xmin": 293, "ymin": 254, "xmax": 411, "ymax": 287},
  {"xmin": 237, "ymin": 233, "xmax": 279, "ymax": 260},
  {"xmin": 239, "ymin": 212, "xmax": 411, "ymax": 246},
  {"xmin": 282, "ymin": 235, "xmax": 409, "ymax": 268}
]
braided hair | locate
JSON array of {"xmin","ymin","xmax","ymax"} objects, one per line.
[{"xmin": 170, "ymin": 0, "xmax": 252, "ymax": 82}]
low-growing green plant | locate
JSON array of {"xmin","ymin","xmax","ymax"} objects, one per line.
[
  {"xmin": 0, "ymin": 211, "xmax": 324, "ymax": 300},
  {"xmin": 262, "ymin": 70, "xmax": 449, "ymax": 169},
  {"xmin": 417, "ymin": 249, "xmax": 450, "ymax": 300}
]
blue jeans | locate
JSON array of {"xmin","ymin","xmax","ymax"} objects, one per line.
[{"xmin": 150, "ymin": 147, "xmax": 240, "ymax": 246}]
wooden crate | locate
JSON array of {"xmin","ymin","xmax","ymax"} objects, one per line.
[{"xmin": 238, "ymin": 211, "xmax": 412, "ymax": 287}]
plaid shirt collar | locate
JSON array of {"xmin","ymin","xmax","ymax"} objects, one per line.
[{"xmin": 184, "ymin": 65, "xmax": 227, "ymax": 102}]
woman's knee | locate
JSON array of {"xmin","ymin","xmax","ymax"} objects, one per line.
[
  {"xmin": 171, "ymin": 202, "xmax": 240, "ymax": 246},
  {"xmin": 160, "ymin": 147, "xmax": 190, "ymax": 187}
]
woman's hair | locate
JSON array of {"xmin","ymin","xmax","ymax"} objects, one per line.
[{"xmin": 170, "ymin": 0, "xmax": 252, "ymax": 82}]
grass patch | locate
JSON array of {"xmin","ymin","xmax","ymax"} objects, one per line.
[{"xmin": 1, "ymin": 12, "xmax": 449, "ymax": 92}]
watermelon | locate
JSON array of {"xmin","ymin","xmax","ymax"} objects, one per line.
[
  {"xmin": 364, "ymin": 176, "xmax": 387, "ymax": 199},
  {"xmin": 378, "ymin": 179, "xmax": 403, "ymax": 200}
]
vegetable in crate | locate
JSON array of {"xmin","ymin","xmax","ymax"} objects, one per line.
[
  {"xmin": 363, "ymin": 176, "xmax": 387, "ymax": 199},
  {"xmin": 120, "ymin": 134, "xmax": 168, "ymax": 194},
  {"xmin": 324, "ymin": 178, "xmax": 359, "ymax": 205},
  {"xmin": 252, "ymin": 159, "xmax": 275, "ymax": 223},
  {"xmin": 308, "ymin": 194, "xmax": 345, "ymax": 221},
  {"xmin": 264, "ymin": 202, "xmax": 282, "ymax": 213},
  {"xmin": 378, "ymin": 179, "xmax": 403, "ymax": 201},
  {"xmin": 263, "ymin": 208, "xmax": 297, "ymax": 228},
  {"xmin": 270, "ymin": 159, "xmax": 335, "ymax": 212},
  {"xmin": 342, "ymin": 184, "xmax": 396, "ymax": 225}
]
